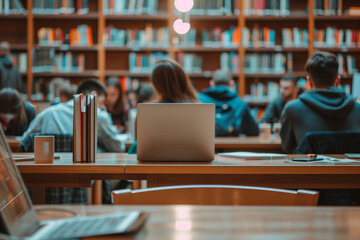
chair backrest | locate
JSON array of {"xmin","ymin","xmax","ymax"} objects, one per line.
[
  {"xmin": 19, "ymin": 133, "xmax": 73, "ymax": 152},
  {"xmin": 296, "ymin": 131, "xmax": 360, "ymax": 154},
  {"xmin": 112, "ymin": 185, "xmax": 319, "ymax": 206}
]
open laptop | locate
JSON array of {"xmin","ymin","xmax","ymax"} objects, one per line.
[
  {"xmin": 137, "ymin": 103, "xmax": 215, "ymax": 162},
  {"xmin": 0, "ymin": 126, "xmax": 145, "ymax": 240}
]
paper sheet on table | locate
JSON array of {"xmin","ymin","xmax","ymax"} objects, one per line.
[
  {"xmin": 218, "ymin": 152, "xmax": 287, "ymax": 160},
  {"xmin": 315, "ymin": 155, "xmax": 359, "ymax": 163}
]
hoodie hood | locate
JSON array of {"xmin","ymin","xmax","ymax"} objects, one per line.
[
  {"xmin": 201, "ymin": 85, "xmax": 237, "ymax": 101},
  {"xmin": 299, "ymin": 87, "xmax": 355, "ymax": 119},
  {"xmin": 0, "ymin": 55, "xmax": 13, "ymax": 68}
]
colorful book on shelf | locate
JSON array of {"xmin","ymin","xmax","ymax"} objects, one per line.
[
  {"xmin": 187, "ymin": 0, "xmax": 236, "ymax": 16},
  {"xmin": 220, "ymin": 52, "xmax": 239, "ymax": 74},
  {"xmin": 103, "ymin": 0, "xmax": 158, "ymax": 15},
  {"xmin": 73, "ymin": 93, "xmax": 97, "ymax": 163},
  {"xmin": 129, "ymin": 52, "xmax": 168, "ymax": 73},
  {"xmin": 244, "ymin": 53, "xmax": 286, "ymax": 74},
  {"xmin": 176, "ymin": 52, "xmax": 203, "ymax": 74},
  {"xmin": 120, "ymin": 77, "xmax": 140, "ymax": 93},
  {"xmin": 314, "ymin": 0, "xmax": 341, "ymax": 16},
  {"xmin": 243, "ymin": 0, "xmax": 290, "ymax": 16},
  {"xmin": 0, "ymin": 0, "xmax": 25, "ymax": 15}
]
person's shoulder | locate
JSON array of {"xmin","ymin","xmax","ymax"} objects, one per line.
[{"xmin": 282, "ymin": 99, "xmax": 303, "ymax": 115}]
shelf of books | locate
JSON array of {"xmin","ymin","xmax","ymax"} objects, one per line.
[{"xmin": 0, "ymin": 0, "xmax": 359, "ymax": 105}]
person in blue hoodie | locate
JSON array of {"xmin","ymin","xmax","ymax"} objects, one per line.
[
  {"xmin": 0, "ymin": 42, "xmax": 23, "ymax": 92},
  {"xmin": 280, "ymin": 51, "xmax": 360, "ymax": 153},
  {"xmin": 198, "ymin": 69, "xmax": 259, "ymax": 137}
]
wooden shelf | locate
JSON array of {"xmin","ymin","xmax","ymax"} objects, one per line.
[
  {"xmin": 105, "ymin": 46, "xmax": 169, "ymax": 52},
  {"xmin": 189, "ymin": 15, "xmax": 238, "ymax": 21},
  {"xmin": 245, "ymin": 72, "xmax": 307, "ymax": 78},
  {"xmin": 0, "ymin": 14, "xmax": 27, "ymax": 19},
  {"xmin": 105, "ymin": 70, "xmax": 150, "ymax": 78},
  {"xmin": 245, "ymin": 47, "xmax": 308, "ymax": 52},
  {"xmin": 314, "ymin": 15, "xmax": 360, "ymax": 20},
  {"xmin": 11, "ymin": 44, "xmax": 28, "ymax": 51},
  {"xmin": 314, "ymin": 47, "xmax": 360, "ymax": 53},
  {"xmin": 33, "ymin": 71, "xmax": 99, "ymax": 77},
  {"xmin": 33, "ymin": 13, "xmax": 98, "ymax": 20},
  {"xmin": 105, "ymin": 14, "xmax": 168, "ymax": 21},
  {"xmin": 35, "ymin": 45, "xmax": 99, "ymax": 51},
  {"xmin": 245, "ymin": 12, "xmax": 308, "ymax": 21},
  {"xmin": 175, "ymin": 46, "xmax": 239, "ymax": 52}
]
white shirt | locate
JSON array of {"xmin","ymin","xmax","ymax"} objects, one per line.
[{"xmin": 22, "ymin": 100, "xmax": 125, "ymax": 152}]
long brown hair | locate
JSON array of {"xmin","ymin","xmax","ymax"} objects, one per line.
[
  {"xmin": 0, "ymin": 88, "xmax": 26, "ymax": 134},
  {"xmin": 106, "ymin": 77, "xmax": 125, "ymax": 113},
  {"xmin": 151, "ymin": 59, "xmax": 198, "ymax": 103}
]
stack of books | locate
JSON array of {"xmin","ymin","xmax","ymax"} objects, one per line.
[
  {"xmin": 32, "ymin": 48, "xmax": 56, "ymax": 73},
  {"xmin": 12, "ymin": 52, "xmax": 27, "ymax": 73},
  {"xmin": 103, "ymin": 24, "xmax": 169, "ymax": 47},
  {"xmin": 244, "ymin": 53, "xmax": 287, "ymax": 74},
  {"xmin": 38, "ymin": 25, "xmax": 93, "ymax": 46},
  {"xmin": 202, "ymin": 26, "xmax": 239, "ymax": 48},
  {"xmin": 337, "ymin": 54, "xmax": 357, "ymax": 75},
  {"xmin": 55, "ymin": 52, "xmax": 85, "ymax": 73},
  {"xmin": 250, "ymin": 82, "xmax": 279, "ymax": 101},
  {"xmin": 243, "ymin": 26, "xmax": 276, "ymax": 48},
  {"xmin": 282, "ymin": 28, "xmax": 309, "ymax": 47},
  {"xmin": 32, "ymin": 49, "xmax": 85, "ymax": 73},
  {"xmin": 175, "ymin": 29, "xmax": 197, "ymax": 47},
  {"xmin": 0, "ymin": 0, "xmax": 25, "ymax": 15},
  {"xmin": 176, "ymin": 53, "xmax": 203, "ymax": 73},
  {"xmin": 314, "ymin": 0, "xmax": 341, "ymax": 15},
  {"xmin": 129, "ymin": 52, "xmax": 168, "ymax": 73},
  {"xmin": 103, "ymin": 0, "xmax": 158, "ymax": 15},
  {"xmin": 119, "ymin": 76, "xmax": 139, "ymax": 92},
  {"xmin": 314, "ymin": 27, "xmax": 360, "ymax": 48},
  {"xmin": 73, "ymin": 94, "xmax": 97, "ymax": 163},
  {"xmin": 32, "ymin": 0, "xmax": 89, "ymax": 14},
  {"xmin": 242, "ymin": 0, "xmax": 290, "ymax": 16},
  {"xmin": 220, "ymin": 52, "xmax": 240, "ymax": 74},
  {"xmin": 188, "ymin": 0, "xmax": 237, "ymax": 16}
]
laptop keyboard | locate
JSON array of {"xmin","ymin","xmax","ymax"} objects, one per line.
[{"xmin": 40, "ymin": 215, "xmax": 127, "ymax": 239}]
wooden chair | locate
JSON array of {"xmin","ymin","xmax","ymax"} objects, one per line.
[{"xmin": 112, "ymin": 185, "xmax": 319, "ymax": 206}]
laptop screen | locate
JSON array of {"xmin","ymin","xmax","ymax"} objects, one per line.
[{"xmin": 0, "ymin": 126, "xmax": 37, "ymax": 236}]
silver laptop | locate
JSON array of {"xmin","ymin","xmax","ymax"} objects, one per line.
[
  {"xmin": 0, "ymin": 127, "xmax": 145, "ymax": 240},
  {"xmin": 137, "ymin": 103, "xmax": 215, "ymax": 162}
]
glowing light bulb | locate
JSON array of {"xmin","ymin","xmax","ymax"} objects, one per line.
[
  {"xmin": 173, "ymin": 19, "xmax": 190, "ymax": 34},
  {"xmin": 174, "ymin": 0, "xmax": 194, "ymax": 13}
]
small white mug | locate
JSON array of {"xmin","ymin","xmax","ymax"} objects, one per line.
[
  {"xmin": 34, "ymin": 136, "xmax": 54, "ymax": 163},
  {"xmin": 259, "ymin": 123, "xmax": 271, "ymax": 140}
]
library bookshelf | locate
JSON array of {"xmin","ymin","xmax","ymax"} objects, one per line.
[{"xmin": 0, "ymin": 0, "xmax": 359, "ymax": 103}]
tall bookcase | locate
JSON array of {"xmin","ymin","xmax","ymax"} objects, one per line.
[{"xmin": 0, "ymin": 0, "xmax": 359, "ymax": 102}]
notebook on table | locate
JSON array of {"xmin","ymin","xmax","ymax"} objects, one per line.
[
  {"xmin": 218, "ymin": 152, "xmax": 287, "ymax": 160},
  {"xmin": 0, "ymin": 126, "xmax": 145, "ymax": 239}
]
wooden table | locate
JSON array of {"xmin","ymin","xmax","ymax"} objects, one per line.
[
  {"xmin": 9, "ymin": 136, "xmax": 282, "ymax": 153},
  {"xmin": 35, "ymin": 205, "xmax": 360, "ymax": 239},
  {"xmin": 17, "ymin": 153, "xmax": 360, "ymax": 205},
  {"xmin": 124, "ymin": 154, "xmax": 360, "ymax": 189}
]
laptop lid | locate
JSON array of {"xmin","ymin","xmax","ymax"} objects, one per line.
[
  {"xmin": 137, "ymin": 103, "xmax": 215, "ymax": 162},
  {"xmin": 0, "ymin": 126, "xmax": 40, "ymax": 237}
]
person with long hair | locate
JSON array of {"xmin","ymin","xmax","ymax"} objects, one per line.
[
  {"xmin": 106, "ymin": 77, "xmax": 126, "ymax": 132},
  {"xmin": 0, "ymin": 88, "xmax": 35, "ymax": 135},
  {"xmin": 151, "ymin": 59, "xmax": 198, "ymax": 103}
]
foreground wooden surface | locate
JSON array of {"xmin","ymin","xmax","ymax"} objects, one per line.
[{"xmin": 35, "ymin": 205, "xmax": 360, "ymax": 240}]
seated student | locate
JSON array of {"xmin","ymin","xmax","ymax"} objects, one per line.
[
  {"xmin": 0, "ymin": 88, "xmax": 35, "ymax": 135},
  {"xmin": 260, "ymin": 75, "xmax": 298, "ymax": 124},
  {"xmin": 152, "ymin": 59, "xmax": 197, "ymax": 103},
  {"xmin": 106, "ymin": 77, "xmax": 126, "ymax": 132},
  {"xmin": 197, "ymin": 69, "xmax": 258, "ymax": 136},
  {"xmin": 52, "ymin": 84, "xmax": 77, "ymax": 105},
  {"xmin": 22, "ymin": 79, "xmax": 125, "ymax": 152},
  {"xmin": 280, "ymin": 51, "xmax": 360, "ymax": 153}
]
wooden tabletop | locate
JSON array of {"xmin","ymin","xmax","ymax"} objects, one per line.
[
  {"xmin": 35, "ymin": 205, "xmax": 360, "ymax": 240},
  {"xmin": 16, "ymin": 153, "xmax": 360, "ymax": 190}
]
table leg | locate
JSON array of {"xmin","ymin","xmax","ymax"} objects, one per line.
[
  {"xmin": 133, "ymin": 180, "xmax": 141, "ymax": 189},
  {"xmin": 92, "ymin": 180, "xmax": 102, "ymax": 205}
]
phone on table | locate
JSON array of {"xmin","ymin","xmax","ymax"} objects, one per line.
[{"xmin": 292, "ymin": 154, "xmax": 323, "ymax": 162}]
